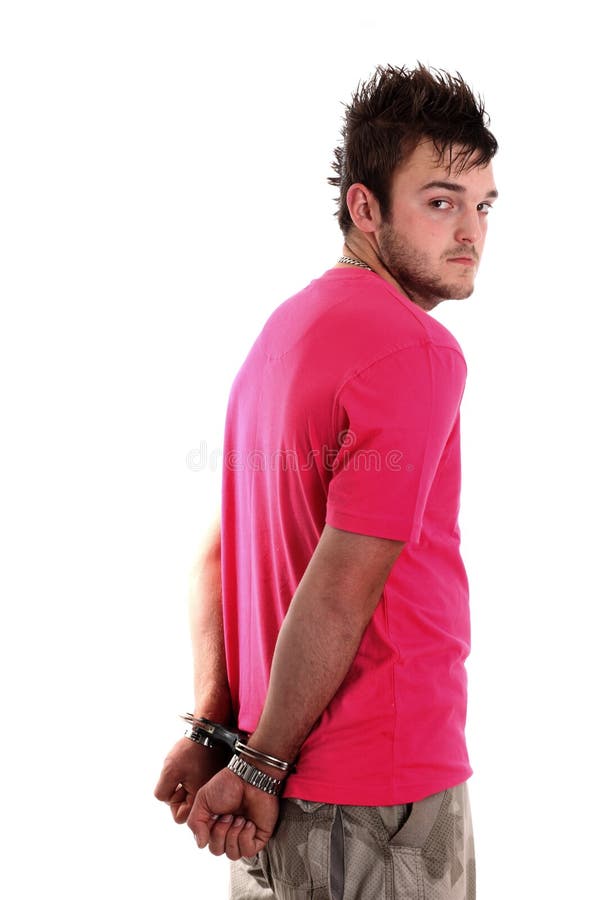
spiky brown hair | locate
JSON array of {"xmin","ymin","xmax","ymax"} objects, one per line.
[{"xmin": 329, "ymin": 64, "xmax": 498, "ymax": 234}]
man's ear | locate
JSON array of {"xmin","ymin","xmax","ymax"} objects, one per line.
[{"xmin": 345, "ymin": 183, "xmax": 382, "ymax": 234}]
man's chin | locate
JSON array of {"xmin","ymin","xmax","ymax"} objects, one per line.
[
  {"xmin": 439, "ymin": 281, "xmax": 475, "ymax": 302},
  {"xmin": 395, "ymin": 274, "xmax": 475, "ymax": 310},
  {"xmin": 424, "ymin": 284, "xmax": 475, "ymax": 309}
]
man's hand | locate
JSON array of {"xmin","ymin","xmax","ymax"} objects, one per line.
[
  {"xmin": 187, "ymin": 767, "xmax": 279, "ymax": 860},
  {"xmin": 154, "ymin": 737, "xmax": 230, "ymax": 824}
]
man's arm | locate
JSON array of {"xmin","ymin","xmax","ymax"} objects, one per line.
[
  {"xmin": 249, "ymin": 523, "xmax": 404, "ymax": 762},
  {"xmin": 188, "ymin": 524, "xmax": 404, "ymax": 857},
  {"xmin": 187, "ymin": 513, "xmax": 232, "ymax": 723},
  {"xmin": 154, "ymin": 513, "xmax": 232, "ymax": 824}
]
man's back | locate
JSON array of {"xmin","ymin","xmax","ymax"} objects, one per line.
[{"xmin": 222, "ymin": 266, "xmax": 472, "ymax": 805}]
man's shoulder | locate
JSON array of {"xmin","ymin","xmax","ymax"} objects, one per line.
[
  {"xmin": 266, "ymin": 269, "xmax": 439, "ymax": 335},
  {"xmin": 288, "ymin": 269, "xmax": 462, "ymax": 355},
  {"xmin": 247, "ymin": 269, "xmax": 464, "ymax": 383}
]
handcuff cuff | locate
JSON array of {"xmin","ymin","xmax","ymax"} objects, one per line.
[{"xmin": 180, "ymin": 713, "xmax": 294, "ymax": 796}]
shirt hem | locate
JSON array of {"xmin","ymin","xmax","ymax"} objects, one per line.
[
  {"xmin": 283, "ymin": 767, "xmax": 473, "ymax": 806},
  {"xmin": 326, "ymin": 508, "xmax": 421, "ymax": 544}
]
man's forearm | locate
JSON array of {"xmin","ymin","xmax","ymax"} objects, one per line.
[
  {"xmin": 188, "ymin": 514, "xmax": 232, "ymax": 723},
  {"xmin": 249, "ymin": 585, "xmax": 376, "ymax": 764},
  {"xmin": 248, "ymin": 525, "xmax": 404, "ymax": 765}
]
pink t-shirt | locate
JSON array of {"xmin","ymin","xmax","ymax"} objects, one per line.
[{"xmin": 221, "ymin": 268, "xmax": 472, "ymax": 804}]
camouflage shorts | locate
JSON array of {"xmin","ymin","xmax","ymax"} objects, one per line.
[{"xmin": 230, "ymin": 782, "xmax": 475, "ymax": 899}]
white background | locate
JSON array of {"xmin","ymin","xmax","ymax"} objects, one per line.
[{"xmin": 1, "ymin": 1, "xmax": 598, "ymax": 897}]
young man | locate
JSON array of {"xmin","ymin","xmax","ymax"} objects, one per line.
[{"xmin": 155, "ymin": 64, "xmax": 498, "ymax": 899}]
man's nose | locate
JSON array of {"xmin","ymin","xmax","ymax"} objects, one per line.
[{"xmin": 454, "ymin": 210, "xmax": 483, "ymax": 244}]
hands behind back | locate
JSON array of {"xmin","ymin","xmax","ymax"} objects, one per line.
[
  {"xmin": 187, "ymin": 767, "xmax": 279, "ymax": 860},
  {"xmin": 154, "ymin": 737, "xmax": 230, "ymax": 825}
]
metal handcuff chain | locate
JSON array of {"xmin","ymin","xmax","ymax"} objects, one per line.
[{"xmin": 179, "ymin": 713, "xmax": 294, "ymax": 774}]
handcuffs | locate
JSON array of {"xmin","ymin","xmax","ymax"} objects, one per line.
[
  {"xmin": 180, "ymin": 712, "xmax": 246, "ymax": 753},
  {"xmin": 180, "ymin": 713, "xmax": 293, "ymax": 796}
]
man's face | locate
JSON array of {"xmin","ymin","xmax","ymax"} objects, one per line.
[{"xmin": 377, "ymin": 141, "xmax": 498, "ymax": 310}]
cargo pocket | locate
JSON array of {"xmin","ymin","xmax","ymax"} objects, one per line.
[
  {"xmin": 263, "ymin": 799, "xmax": 336, "ymax": 900},
  {"xmin": 388, "ymin": 787, "xmax": 471, "ymax": 900}
]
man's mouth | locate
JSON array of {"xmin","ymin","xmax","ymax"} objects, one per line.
[{"xmin": 447, "ymin": 257, "xmax": 476, "ymax": 266}]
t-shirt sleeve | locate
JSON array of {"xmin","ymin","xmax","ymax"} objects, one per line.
[{"xmin": 325, "ymin": 342, "xmax": 466, "ymax": 544}]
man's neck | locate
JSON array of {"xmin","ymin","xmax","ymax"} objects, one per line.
[
  {"xmin": 337, "ymin": 236, "xmax": 406, "ymax": 297},
  {"xmin": 336, "ymin": 235, "xmax": 441, "ymax": 313}
]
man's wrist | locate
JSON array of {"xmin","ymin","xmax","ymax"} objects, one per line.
[
  {"xmin": 246, "ymin": 729, "xmax": 298, "ymax": 772},
  {"xmin": 193, "ymin": 706, "xmax": 231, "ymax": 724},
  {"xmin": 227, "ymin": 754, "xmax": 285, "ymax": 796},
  {"xmin": 237, "ymin": 748, "xmax": 290, "ymax": 781},
  {"xmin": 179, "ymin": 712, "xmax": 296, "ymax": 781},
  {"xmin": 193, "ymin": 684, "xmax": 232, "ymax": 724}
]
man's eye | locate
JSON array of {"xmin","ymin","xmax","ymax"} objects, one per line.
[
  {"xmin": 430, "ymin": 199, "xmax": 452, "ymax": 209},
  {"xmin": 477, "ymin": 202, "xmax": 494, "ymax": 214}
]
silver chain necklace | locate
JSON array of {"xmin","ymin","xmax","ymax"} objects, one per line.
[{"xmin": 337, "ymin": 255, "xmax": 373, "ymax": 272}]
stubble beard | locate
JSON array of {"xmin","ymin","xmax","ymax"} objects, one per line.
[{"xmin": 379, "ymin": 224, "xmax": 475, "ymax": 310}]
